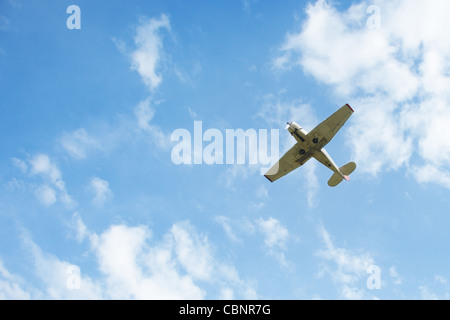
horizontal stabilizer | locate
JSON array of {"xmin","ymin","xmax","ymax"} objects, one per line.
[{"xmin": 328, "ymin": 162, "xmax": 356, "ymax": 187}]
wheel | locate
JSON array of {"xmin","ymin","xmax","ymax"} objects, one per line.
[
  {"xmin": 313, "ymin": 138, "xmax": 319, "ymax": 144},
  {"xmin": 299, "ymin": 149, "xmax": 306, "ymax": 155}
]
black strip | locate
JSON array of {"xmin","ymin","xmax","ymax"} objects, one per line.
[{"xmin": 293, "ymin": 130, "xmax": 305, "ymax": 142}]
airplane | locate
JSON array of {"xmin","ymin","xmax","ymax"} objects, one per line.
[{"xmin": 264, "ymin": 104, "xmax": 356, "ymax": 187}]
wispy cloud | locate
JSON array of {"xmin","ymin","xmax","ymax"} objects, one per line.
[
  {"xmin": 21, "ymin": 232, "xmax": 103, "ymax": 299},
  {"xmin": 28, "ymin": 154, "xmax": 75, "ymax": 208},
  {"xmin": 389, "ymin": 266, "xmax": 402, "ymax": 286},
  {"xmin": 256, "ymin": 217, "xmax": 289, "ymax": 250},
  {"xmin": 134, "ymin": 98, "xmax": 171, "ymax": 150},
  {"xmin": 89, "ymin": 177, "xmax": 113, "ymax": 206},
  {"xmin": 316, "ymin": 224, "xmax": 377, "ymax": 299},
  {"xmin": 127, "ymin": 15, "xmax": 173, "ymax": 150},
  {"xmin": 170, "ymin": 222, "xmax": 214, "ymax": 282},
  {"xmin": 12, "ymin": 158, "xmax": 27, "ymax": 174},
  {"xmin": 214, "ymin": 216, "xmax": 242, "ymax": 243},
  {"xmin": 256, "ymin": 217, "xmax": 292, "ymax": 270},
  {"xmin": 131, "ymin": 14, "xmax": 171, "ymax": 91},
  {"xmin": 60, "ymin": 128, "xmax": 99, "ymax": 160},
  {"xmin": 34, "ymin": 185, "xmax": 56, "ymax": 207},
  {"xmin": 418, "ymin": 275, "xmax": 450, "ymax": 300},
  {"xmin": 0, "ymin": 259, "xmax": 32, "ymax": 299},
  {"xmin": 215, "ymin": 215, "xmax": 292, "ymax": 270}
]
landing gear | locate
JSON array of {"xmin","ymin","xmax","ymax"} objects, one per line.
[
  {"xmin": 313, "ymin": 138, "xmax": 319, "ymax": 144},
  {"xmin": 299, "ymin": 149, "xmax": 306, "ymax": 155}
]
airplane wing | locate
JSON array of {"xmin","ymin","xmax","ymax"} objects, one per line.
[
  {"xmin": 264, "ymin": 144, "xmax": 312, "ymax": 183},
  {"xmin": 307, "ymin": 104, "xmax": 354, "ymax": 149}
]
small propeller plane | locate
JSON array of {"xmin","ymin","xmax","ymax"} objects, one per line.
[{"xmin": 264, "ymin": 104, "xmax": 356, "ymax": 187}]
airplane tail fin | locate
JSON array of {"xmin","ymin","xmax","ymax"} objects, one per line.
[{"xmin": 328, "ymin": 162, "xmax": 357, "ymax": 187}]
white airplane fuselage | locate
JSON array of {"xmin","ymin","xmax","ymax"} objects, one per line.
[{"xmin": 286, "ymin": 122, "xmax": 345, "ymax": 179}]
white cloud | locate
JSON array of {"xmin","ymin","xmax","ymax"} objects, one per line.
[
  {"xmin": 215, "ymin": 216, "xmax": 292, "ymax": 269},
  {"xmin": 94, "ymin": 221, "xmax": 255, "ymax": 299},
  {"xmin": 347, "ymin": 96, "xmax": 413, "ymax": 176},
  {"xmin": 215, "ymin": 216, "xmax": 240, "ymax": 243},
  {"xmin": 21, "ymin": 233, "xmax": 103, "ymax": 299},
  {"xmin": 389, "ymin": 266, "xmax": 402, "ymax": 285},
  {"xmin": 256, "ymin": 217, "xmax": 291, "ymax": 270},
  {"xmin": 67, "ymin": 221, "xmax": 209, "ymax": 299},
  {"xmin": 0, "ymin": 259, "xmax": 32, "ymax": 299},
  {"xmin": 54, "ymin": 214, "xmax": 257, "ymax": 299},
  {"xmin": 411, "ymin": 164, "xmax": 450, "ymax": 190},
  {"xmin": 170, "ymin": 222, "xmax": 214, "ymax": 281},
  {"xmin": 29, "ymin": 154, "xmax": 62, "ymax": 184},
  {"xmin": 96, "ymin": 224, "xmax": 191, "ymax": 299},
  {"xmin": 131, "ymin": 14, "xmax": 171, "ymax": 91},
  {"xmin": 34, "ymin": 185, "xmax": 56, "ymax": 206},
  {"xmin": 418, "ymin": 275, "xmax": 450, "ymax": 300},
  {"xmin": 127, "ymin": 15, "xmax": 172, "ymax": 151},
  {"xmin": 435, "ymin": 275, "xmax": 447, "ymax": 285},
  {"xmin": 134, "ymin": 98, "xmax": 170, "ymax": 150},
  {"xmin": 256, "ymin": 217, "xmax": 288, "ymax": 250},
  {"xmin": 71, "ymin": 212, "xmax": 93, "ymax": 244},
  {"xmin": 317, "ymin": 225, "xmax": 376, "ymax": 299},
  {"xmin": 135, "ymin": 98, "xmax": 155, "ymax": 130},
  {"xmin": 340, "ymin": 285, "xmax": 368, "ymax": 300},
  {"xmin": 274, "ymin": 0, "xmax": 450, "ymax": 189},
  {"xmin": 89, "ymin": 177, "xmax": 113, "ymax": 206},
  {"xmin": 215, "ymin": 216, "xmax": 256, "ymax": 244},
  {"xmin": 186, "ymin": 106, "xmax": 198, "ymax": 120},
  {"xmin": 276, "ymin": 0, "xmax": 419, "ymax": 99},
  {"xmin": 12, "ymin": 157, "xmax": 27, "ymax": 173},
  {"xmin": 28, "ymin": 154, "xmax": 75, "ymax": 208},
  {"xmin": 61, "ymin": 128, "xmax": 99, "ymax": 160},
  {"xmin": 219, "ymin": 287, "xmax": 235, "ymax": 300},
  {"xmin": 419, "ymin": 285, "xmax": 439, "ymax": 300}
]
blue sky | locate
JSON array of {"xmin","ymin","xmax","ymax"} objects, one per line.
[{"xmin": 1, "ymin": 0, "xmax": 450, "ymax": 299}]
